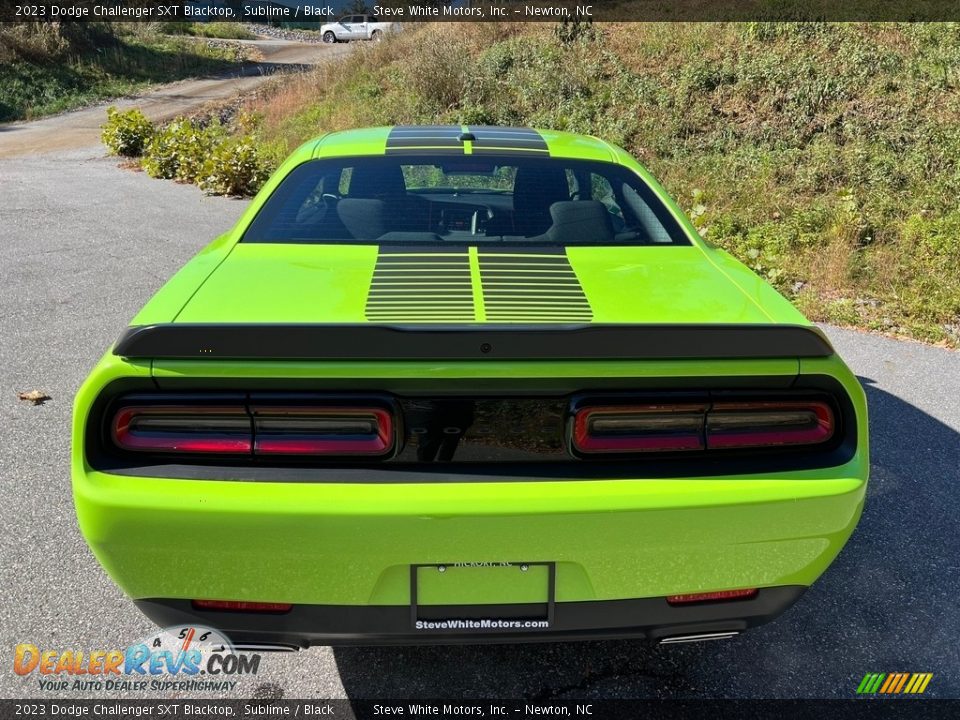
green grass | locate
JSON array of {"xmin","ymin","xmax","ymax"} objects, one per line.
[
  {"xmin": 0, "ymin": 23, "xmax": 251, "ymax": 122},
  {"xmin": 233, "ymin": 21, "xmax": 960, "ymax": 347},
  {"xmin": 158, "ymin": 22, "xmax": 258, "ymax": 40}
]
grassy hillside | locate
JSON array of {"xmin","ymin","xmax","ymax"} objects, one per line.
[
  {"xmin": 0, "ymin": 23, "xmax": 252, "ymax": 122},
  {"xmin": 228, "ymin": 23, "xmax": 960, "ymax": 345},
  {"xmin": 157, "ymin": 22, "xmax": 258, "ymax": 40}
]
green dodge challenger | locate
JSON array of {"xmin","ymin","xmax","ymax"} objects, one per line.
[{"xmin": 73, "ymin": 126, "xmax": 868, "ymax": 646}]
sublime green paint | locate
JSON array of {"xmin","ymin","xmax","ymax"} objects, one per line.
[
  {"xmin": 171, "ymin": 244, "xmax": 806, "ymax": 325},
  {"xmin": 72, "ymin": 126, "xmax": 870, "ymax": 609},
  {"xmin": 73, "ymin": 352, "xmax": 868, "ymax": 606}
]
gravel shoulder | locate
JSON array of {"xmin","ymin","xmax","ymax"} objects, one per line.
[{"xmin": 0, "ymin": 40, "xmax": 349, "ymax": 160}]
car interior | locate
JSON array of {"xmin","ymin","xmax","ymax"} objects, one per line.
[{"xmin": 243, "ymin": 156, "xmax": 687, "ymax": 245}]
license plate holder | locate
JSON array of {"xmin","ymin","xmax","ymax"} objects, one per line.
[{"xmin": 410, "ymin": 562, "xmax": 555, "ymax": 630}]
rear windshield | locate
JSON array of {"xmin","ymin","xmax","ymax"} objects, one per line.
[{"xmin": 242, "ymin": 155, "xmax": 690, "ymax": 246}]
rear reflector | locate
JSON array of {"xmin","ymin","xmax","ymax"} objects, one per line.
[
  {"xmin": 573, "ymin": 399, "xmax": 835, "ymax": 455},
  {"xmin": 192, "ymin": 600, "xmax": 292, "ymax": 613},
  {"xmin": 252, "ymin": 406, "xmax": 394, "ymax": 457},
  {"xmin": 572, "ymin": 404, "xmax": 707, "ymax": 453},
  {"xmin": 112, "ymin": 406, "xmax": 252, "ymax": 454},
  {"xmin": 666, "ymin": 588, "xmax": 759, "ymax": 605}
]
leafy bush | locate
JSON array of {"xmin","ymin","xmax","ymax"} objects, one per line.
[
  {"xmin": 554, "ymin": 19, "xmax": 599, "ymax": 45},
  {"xmin": 101, "ymin": 106, "xmax": 155, "ymax": 157},
  {"xmin": 142, "ymin": 117, "xmax": 225, "ymax": 182},
  {"xmin": 198, "ymin": 136, "xmax": 271, "ymax": 196}
]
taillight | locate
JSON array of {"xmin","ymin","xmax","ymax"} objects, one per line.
[
  {"xmin": 667, "ymin": 588, "xmax": 759, "ymax": 605},
  {"xmin": 109, "ymin": 398, "xmax": 396, "ymax": 458},
  {"xmin": 572, "ymin": 399, "xmax": 835, "ymax": 456},
  {"xmin": 572, "ymin": 404, "xmax": 707, "ymax": 453},
  {"xmin": 252, "ymin": 406, "xmax": 394, "ymax": 457},
  {"xmin": 706, "ymin": 401, "xmax": 834, "ymax": 449},
  {"xmin": 192, "ymin": 600, "xmax": 292, "ymax": 613},
  {"xmin": 111, "ymin": 406, "xmax": 252, "ymax": 454}
]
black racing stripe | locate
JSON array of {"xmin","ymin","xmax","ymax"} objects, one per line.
[
  {"xmin": 468, "ymin": 126, "xmax": 549, "ymax": 153},
  {"xmin": 478, "ymin": 251, "xmax": 591, "ymax": 322},
  {"xmin": 385, "ymin": 147, "xmax": 465, "ymax": 156},
  {"xmin": 386, "ymin": 139, "xmax": 462, "ymax": 148},
  {"xmin": 479, "ymin": 246, "xmax": 566, "ymax": 255},
  {"xmin": 384, "ymin": 125, "xmax": 549, "ymax": 155},
  {"xmin": 376, "ymin": 256, "xmax": 468, "ymax": 262},
  {"xmin": 365, "ymin": 248, "xmax": 475, "ymax": 322},
  {"xmin": 386, "ymin": 125, "xmax": 464, "ymax": 151},
  {"xmin": 471, "ymin": 147, "xmax": 550, "ymax": 156}
]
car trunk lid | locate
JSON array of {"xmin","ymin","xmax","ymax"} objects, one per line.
[{"xmin": 170, "ymin": 244, "xmax": 779, "ymax": 326}]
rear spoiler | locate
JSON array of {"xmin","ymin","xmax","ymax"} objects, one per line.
[{"xmin": 113, "ymin": 323, "xmax": 834, "ymax": 361}]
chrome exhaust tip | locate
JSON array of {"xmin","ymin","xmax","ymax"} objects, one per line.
[{"xmin": 659, "ymin": 631, "xmax": 739, "ymax": 645}]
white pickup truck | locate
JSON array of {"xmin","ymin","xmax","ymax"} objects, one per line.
[{"xmin": 320, "ymin": 15, "xmax": 394, "ymax": 43}]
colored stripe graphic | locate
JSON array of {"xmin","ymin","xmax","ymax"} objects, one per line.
[
  {"xmin": 384, "ymin": 125, "xmax": 549, "ymax": 156},
  {"xmin": 469, "ymin": 126, "xmax": 549, "ymax": 155},
  {"xmin": 364, "ymin": 248, "xmax": 592, "ymax": 323},
  {"xmin": 365, "ymin": 251, "xmax": 474, "ymax": 322},
  {"xmin": 908, "ymin": 673, "xmax": 933, "ymax": 694},
  {"xmin": 478, "ymin": 252, "xmax": 593, "ymax": 322},
  {"xmin": 857, "ymin": 672, "xmax": 932, "ymax": 694}
]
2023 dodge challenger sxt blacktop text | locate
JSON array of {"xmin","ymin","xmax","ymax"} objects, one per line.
[{"xmin": 72, "ymin": 126, "xmax": 868, "ymax": 647}]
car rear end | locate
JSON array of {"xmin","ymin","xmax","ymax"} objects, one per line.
[
  {"xmin": 71, "ymin": 128, "xmax": 868, "ymax": 646},
  {"xmin": 73, "ymin": 338, "xmax": 867, "ymax": 647}
]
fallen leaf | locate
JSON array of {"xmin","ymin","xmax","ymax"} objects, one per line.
[{"xmin": 18, "ymin": 390, "xmax": 51, "ymax": 406}]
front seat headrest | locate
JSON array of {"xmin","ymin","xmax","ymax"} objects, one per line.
[
  {"xmin": 546, "ymin": 201, "xmax": 615, "ymax": 244},
  {"xmin": 511, "ymin": 165, "xmax": 570, "ymax": 236},
  {"xmin": 347, "ymin": 163, "xmax": 408, "ymax": 199}
]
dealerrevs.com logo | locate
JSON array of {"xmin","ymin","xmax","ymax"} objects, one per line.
[{"xmin": 13, "ymin": 626, "xmax": 260, "ymax": 692}]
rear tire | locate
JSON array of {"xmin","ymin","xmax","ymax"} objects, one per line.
[
  {"xmin": 371, "ymin": 30, "xmax": 383, "ymax": 42},
  {"xmin": 323, "ymin": 31, "xmax": 336, "ymax": 44}
]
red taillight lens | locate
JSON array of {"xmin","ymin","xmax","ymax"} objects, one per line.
[
  {"xmin": 111, "ymin": 400, "xmax": 396, "ymax": 458},
  {"xmin": 572, "ymin": 399, "xmax": 835, "ymax": 455},
  {"xmin": 706, "ymin": 401, "xmax": 834, "ymax": 449},
  {"xmin": 252, "ymin": 406, "xmax": 394, "ymax": 457},
  {"xmin": 192, "ymin": 600, "xmax": 292, "ymax": 613},
  {"xmin": 572, "ymin": 404, "xmax": 708, "ymax": 454},
  {"xmin": 112, "ymin": 406, "xmax": 252, "ymax": 454},
  {"xmin": 666, "ymin": 588, "xmax": 759, "ymax": 605}
]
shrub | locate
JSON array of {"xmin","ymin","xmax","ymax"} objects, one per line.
[
  {"xmin": 142, "ymin": 117, "xmax": 225, "ymax": 182},
  {"xmin": 101, "ymin": 106, "xmax": 155, "ymax": 157},
  {"xmin": 198, "ymin": 136, "xmax": 271, "ymax": 196},
  {"xmin": 554, "ymin": 19, "xmax": 598, "ymax": 45}
]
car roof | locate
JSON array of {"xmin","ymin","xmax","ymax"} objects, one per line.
[{"xmin": 298, "ymin": 125, "xmax": 630, "ymax": 164}]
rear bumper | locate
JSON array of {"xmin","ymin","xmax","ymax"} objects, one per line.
[
  {"xmin": 74, "ymin": 467, "xmax": 866, "ymax": 607},
  {"xmin": 136, "ymin": 586, "xmax": 806, "ymax": 646}
]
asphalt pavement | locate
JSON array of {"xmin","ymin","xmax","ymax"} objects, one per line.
[{"xmin": 1, "ymin": 145, "xmax": 958, "ymax": 700}]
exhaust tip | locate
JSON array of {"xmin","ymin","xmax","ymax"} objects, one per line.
[
  {"xmin": 659, "ymin": 631, "xmax": 740, "ymax": 645},
  {"xmin": 233, "ymin": 643, "xmax": 302, "ymax": 653}
]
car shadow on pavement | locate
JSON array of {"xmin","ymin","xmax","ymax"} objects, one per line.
[{"xmin": 331, "ymin": 378, "xmax": 960, "ymax": 699}]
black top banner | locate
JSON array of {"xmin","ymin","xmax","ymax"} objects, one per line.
[{"xmin": 2, "ymin": 0, "xmax": 960, "ymax": 23}]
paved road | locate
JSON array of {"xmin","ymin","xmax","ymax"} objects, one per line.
[
  {"xmin": 1, "ymin": 146, "xmax": 958, "ymax": 700},
  {"xmin": 0, "ymin": 39, "xmax": 349, "ymax": 159}
]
